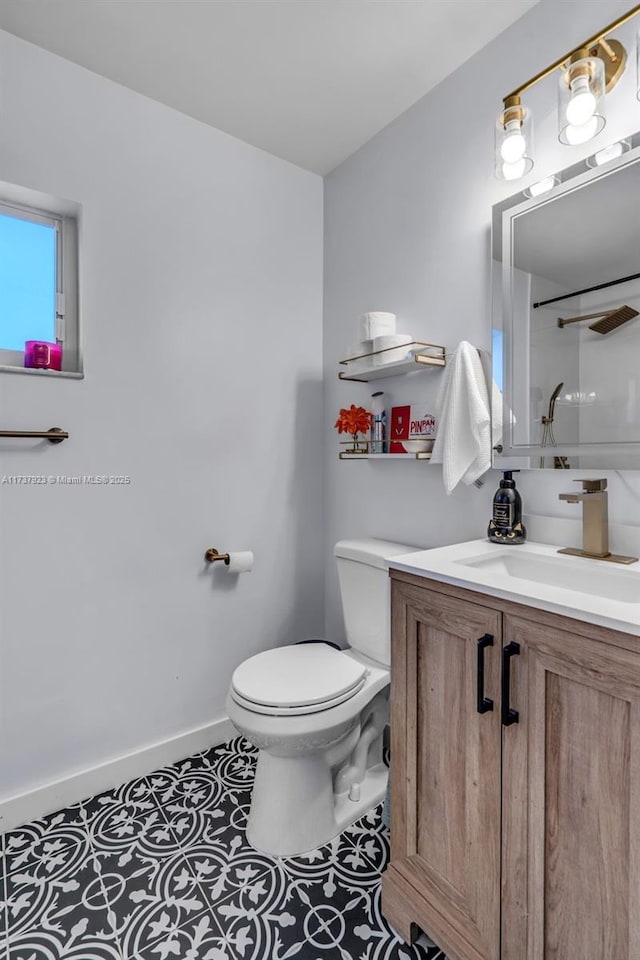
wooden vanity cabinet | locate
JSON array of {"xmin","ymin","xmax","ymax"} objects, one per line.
[{"xmin": 382, "ymin": 571, "xmax": 640, "ymax": 960}]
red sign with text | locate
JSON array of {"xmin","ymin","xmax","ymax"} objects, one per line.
[{"xmin": 390, "ymin": 405, "xmax": 436, "ymax": 453}]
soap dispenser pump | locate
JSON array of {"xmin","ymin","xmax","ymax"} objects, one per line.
[{"xmin": 488, "ymin": 470, "xmax": 526, "ymax": 544}]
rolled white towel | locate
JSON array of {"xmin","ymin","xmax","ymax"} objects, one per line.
[{"xmin": 431, "ymin": 341, "xmax": 491, "ymax": 494}]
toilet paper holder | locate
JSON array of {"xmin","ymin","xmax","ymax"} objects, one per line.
[{"xmin": 204, "ymin": 547, "xmax": 230, "ymax": 564}]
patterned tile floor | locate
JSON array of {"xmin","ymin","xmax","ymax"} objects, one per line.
[{"xmin": 0, "ymin": 737, "xmax": 447, "ymax": 960}]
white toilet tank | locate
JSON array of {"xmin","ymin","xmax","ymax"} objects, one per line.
[{"xmin": 334, "ymin": 538, "xmax": 417, "ymax": 667}]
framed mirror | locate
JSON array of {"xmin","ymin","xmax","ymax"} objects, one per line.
[{"xmin": 492, "ymin": 133, "xmax": 640, "ymax": 470}]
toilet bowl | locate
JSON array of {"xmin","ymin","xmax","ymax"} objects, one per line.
[{"xmin": 226, "ymin": 538, "xmax": 416, "ymax": 856}]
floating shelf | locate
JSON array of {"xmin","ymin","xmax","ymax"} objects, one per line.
[
  {"xmin": 339, "ymin": 451, "xmax": 433, "ymax": 461},
  {"xmin": 338, "ymin": 341, "xmax": 446, "ymax": 382}
]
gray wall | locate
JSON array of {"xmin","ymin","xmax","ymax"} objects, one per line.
[
  {"xmin": 0, "ymin": 30, "xmax": 324, "ymax": 802},
  {"xmin": 323, "ymin": 0, "xmax": 640, "ymax": 642}
]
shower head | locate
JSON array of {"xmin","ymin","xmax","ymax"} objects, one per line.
[
  {"xmin": 545, "ymin": 382, "xmax": 564, "ymax": 423},
  {"xmin": 557, "ymin": 305, "xmax": 639, "ymax": 334},
  {"xmin": 589, "ymin": 305, "xmax": 639, "ymax": 334}
]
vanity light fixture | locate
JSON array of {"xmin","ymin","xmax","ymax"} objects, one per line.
[
  {"xmin": 495, "ymin": 3, "xmax": 640, "ymax": 181},
  {"xmin": 586, "ymin": 138, "xmax": 631, "ymax": 166}
]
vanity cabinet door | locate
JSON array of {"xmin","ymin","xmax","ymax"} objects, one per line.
[
  {"xmin": 382, "ymin": 581, "xmax": 502, "ymax": 960},
  {"xmin": 501, "ymin": 615, "xmax": 640, "ymax": 960}
]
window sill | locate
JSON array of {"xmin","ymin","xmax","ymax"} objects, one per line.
[{"xmin": 0, "ymin": 365, "xmax": 84, "ymax": 380}]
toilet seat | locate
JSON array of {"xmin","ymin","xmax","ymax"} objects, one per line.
[{"xmin": 231, "ymin": 644, "xmax": 368, "ymax": 717}]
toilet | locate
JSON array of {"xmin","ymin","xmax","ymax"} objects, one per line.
[{"xmin": 225, "ymin": 537, "xmax": 415, "ymax": 856}]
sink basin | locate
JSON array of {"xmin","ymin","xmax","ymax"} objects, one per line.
[
  {"xmin": 388, "ymin": 539, "xmax": 640, "ymax": 636},
  {"xmin": 456, "ymin": 551, "xmax": 638, "ymax": 604}
]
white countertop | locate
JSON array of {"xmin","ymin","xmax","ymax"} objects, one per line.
[{"xmin": 389, "ymin": 539, "xmax": 640, "ymax": 637}]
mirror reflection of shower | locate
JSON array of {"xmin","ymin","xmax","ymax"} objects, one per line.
[
  {"xmin": 557, "ymin": 304, "xmax": 639, "ymax": 335},
  {"xmin": 539, "ymin": 382, "xmax": 570, "ymax": 468},
  {"xmin": 493, "ymin": 144, "xmax": 640, "ymax": 470}
]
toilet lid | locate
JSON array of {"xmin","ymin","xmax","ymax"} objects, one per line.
[{"xmin": 231, "ymin": 644, "xmax": 368, "ymax": 710}]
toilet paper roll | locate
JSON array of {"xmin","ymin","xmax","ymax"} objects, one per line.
[
  {"xmin": 373, "ymin": 333, "xmax": 413, "ymax": 366},
  {"xmin": 344, "ymin": 340, "xmax": 374, "ymax": 374},
  {"xmin": 360, "ymin": 311, "xmax": 396, "ymax": 340},
  {"xmin": 226, "ymin": 551, "xmax": 254, "ymax": 573},
  {"xmin": 346, "ymin": 340, "xmax": 374, "ymax": 359}
]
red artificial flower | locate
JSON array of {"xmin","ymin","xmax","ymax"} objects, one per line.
[{"xmin": 334, "ymin": 404, "xmax": 373, "ymax": 437}]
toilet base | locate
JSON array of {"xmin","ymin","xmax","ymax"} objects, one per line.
[{"xmin": 246, "ymin": 751, "xmax": 389, "ymax": 857}]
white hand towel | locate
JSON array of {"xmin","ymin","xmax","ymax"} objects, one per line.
[{"xmin": 431, "ymin": 341, "xmax": 491, "ymax": 494}]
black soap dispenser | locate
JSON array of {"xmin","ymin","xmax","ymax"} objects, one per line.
[{"xmin": 488, "ymin": 471, "xmax": 526, "ymax": 544}]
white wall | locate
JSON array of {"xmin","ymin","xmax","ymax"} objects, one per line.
[
  {"xmin": 323, "ymin": 0, "xmax": 640, "ymax": 641},
  {"xmin": 0, "ymin": 31, "xmax": 324, "ymax": 806}
]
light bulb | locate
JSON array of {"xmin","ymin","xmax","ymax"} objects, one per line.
[
  {"xmin": 502, "ymin": 158, "xmax": 526, "ymax": 181},
  {"xmin": 587, "ymin": 139, "xmax": 630, "ymax": 167},
  {"xmin": 495, "ymin": 96, "xmax": 534, "ymax": 181},
  {"xmin": 565, "ymin": 116, "xmax": 599, "ymax": 145},
  {"xmin": 566, "ymin": 75, "xmax": 596, "ymax": 126},
  {"xmin": 527, "ymin": 176, "xmax": 557, "ymax": 197},
  {"xmin": 593, "ymin": 141, "xmax": 623, "ymax": 164},
  {"xmin": 500, "ymin": 119, "xmax": 526, "ymax": 163}
]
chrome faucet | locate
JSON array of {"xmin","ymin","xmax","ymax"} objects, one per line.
[{"xmin": 558, "ymin": 478, "xmax": 637, "ymax": 565}]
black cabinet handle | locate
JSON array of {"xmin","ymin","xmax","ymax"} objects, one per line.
[
  {"xmin": 476, "ymin": 634, "xmax": 494, "ymax": 714},
  {"xmin": 501, "ymin": 641, "xmax": 520, "ymax": 726}
]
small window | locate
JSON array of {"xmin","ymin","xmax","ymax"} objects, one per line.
[{"xmin": 0, "ymin": 186, "xmax": 80, "ymax": 375}]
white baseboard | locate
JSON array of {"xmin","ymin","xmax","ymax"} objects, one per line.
[{"xmin": 0, "ymin": 716, "xmax": 235, "ymax": 834}]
